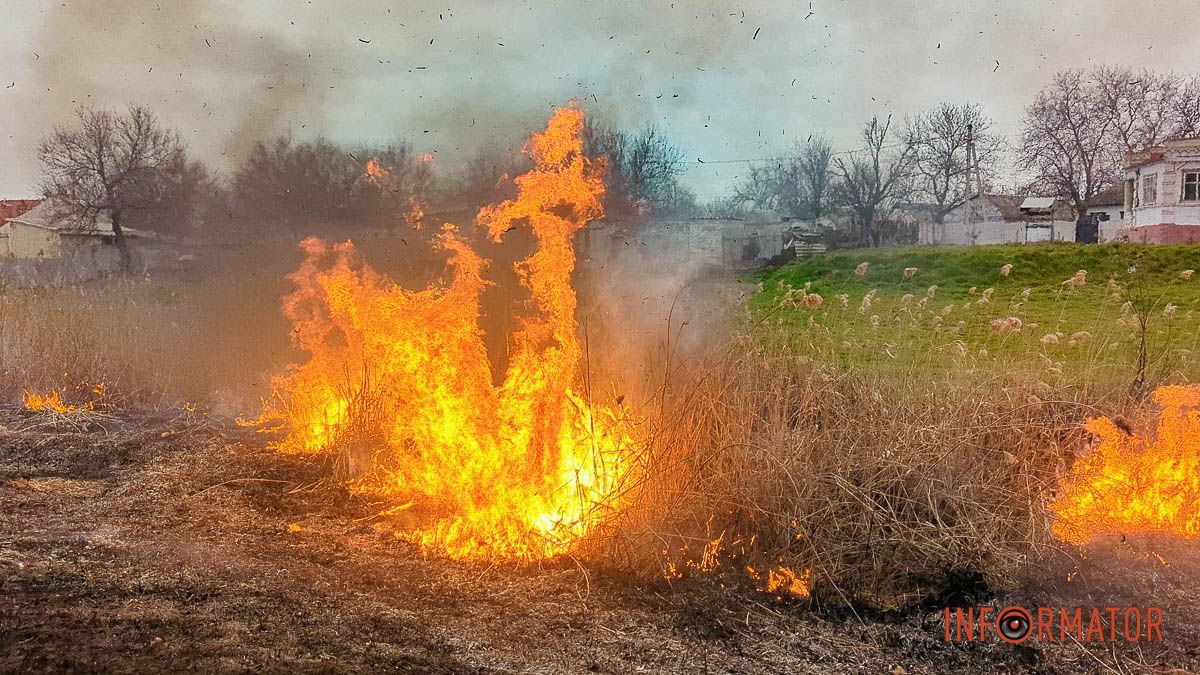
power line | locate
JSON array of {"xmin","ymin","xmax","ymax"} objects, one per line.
[{"xmin": 682, "ymin": 142, "xmax": 910, "ymax": 170}]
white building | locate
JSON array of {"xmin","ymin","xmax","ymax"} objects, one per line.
[
  {"xmin": 1084, "ymin": 186, "xmax": 1126, "ymax": 242},
  {"xmin": 1122, "ymin": 137, "xmax": 1200, "ymax": 244},
  {"xmin": 923, "ymin": 194, "xmax": 1076, "ymax": 245}
]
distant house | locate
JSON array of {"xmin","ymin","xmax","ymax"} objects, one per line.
[
  {"xmin": 1084, "ymin": 186, "xmax": 1127, "ymax": 242},
  {"xmin": 924, "ymin": 194, "xmax": 1076, "ymax": 245},
  {"xmin": 0, "ymin": 200, "xmax": 127, "ymax": 260},
  {"xmin": 1122, "ymin": 137, "xmax": 1200, "ymax": 244}
]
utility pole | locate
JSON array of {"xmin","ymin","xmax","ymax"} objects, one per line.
[{"xmin": 964, "ymin": 123, "xmax": 984, "ymax": 245}]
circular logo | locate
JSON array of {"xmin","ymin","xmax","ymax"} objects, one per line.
[{"xmin": 996, "ymin": 606, "xmax": 1032, "ymax": 644}]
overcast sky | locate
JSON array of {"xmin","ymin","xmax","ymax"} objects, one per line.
[{"xmin": 1, "ymin": 0, "xmax": 1198, "ymax": 201}]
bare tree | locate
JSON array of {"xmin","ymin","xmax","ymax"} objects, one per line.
[
  {"xmin": 833, "ymin": 115, "xmax": 912, "ymax": 247},
  {"xmin": 583, "ymin": 121, "xmax": 688, "ymax": 218},
  {"xmin": 904, "ymin": 103, "xmax": 1004, "ymax": 223},
  {"xmin": 230, "ymin": 136, "xmax": 360, "ymax": 235},
  {"xmin": 38, "ymin": 105, "xmax": 187, "ymax": 272},
  {"xmin": 797, "ymin": 137, "xmax": 834, "ymax": 220},
  {"xmin": 1017, "ymin": 70, "xmax": 1120, "ymax": 220},
  {"xmin": 1170, "ymin": 74, "xmax": 1200, "ymax": 138},
  {"xmin": 451, "ymin": 144, "xmax": 529, "ymax": 209},
  {"xmin": 735, "ymin": 136, "xmax": 833, "ymax": 219},
  {"xmin": 1094, "ymin": 66, "xmax": 1179, "ymax": 153}
]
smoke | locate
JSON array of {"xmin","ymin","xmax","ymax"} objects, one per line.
[
  {"xmin": 19, "ymin": 0, "xmax": 337, "ymax": 171},
  {"xmin": 14, "ymin": 0, "xmax": 765, "ymax": 184},
  {"xmin": 575, "ymin": 231, "xmax": 743, "ymax": 401}
]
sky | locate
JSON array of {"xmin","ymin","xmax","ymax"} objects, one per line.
[{"xmin": 1, "ymin": 0, "xmax": 1198, "ymax": 201}]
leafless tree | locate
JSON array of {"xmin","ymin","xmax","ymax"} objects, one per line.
[
  {"xmin": 904, "ymin": 103, "xmax": 1004, "ymax": 223},
  {"xmin": 38, "ymin": 105, "xmax": 187, "ymax": 272},
  {"xmin": 584, "ymin": 121, "xmax": 688, "ymax": 218},
  {"xmin": 347, "ymin": 142, "xmax": 435, "ymax": 228},
  {"xmin": 451, "ymin": 144, "xmax": 529, "ymax": 210},
  {"xmin": 1094, "ymin": 66, "xmax": 1179, "ymax": 153},
  {"xmin": 1170, "ymin": 74, "xmax": 1200, "ymax": 138},
  {"xmin": 833, "ymin": 115, "xmax": 912, "ymax": 247},
  {"xmin": 1017, "ymin": 70, "xmax": 1120, "ymax": 220},
  {"xmin": 231, "ymin": 136, "xmax": 358, "ymax": 235},
  {"xmin": 735, "ymin": 136, "xmax": 833, "ymax": 219}
]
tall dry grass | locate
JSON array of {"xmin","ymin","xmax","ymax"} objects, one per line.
[
  {"xmin": 591, "ymin": 326, "xmax": 1109, "ymax": 609},
  {"xmin": 0, "ymin": 275, "xmax": 292, "ymax": 413}
]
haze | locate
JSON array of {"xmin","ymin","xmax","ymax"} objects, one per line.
[{"xmin": 1, "ymin": 0, "xmax": 1197, "ymax": 200}]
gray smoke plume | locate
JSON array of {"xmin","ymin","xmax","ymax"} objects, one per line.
[{"xmin": 18, "ymin": 0, "xmax": 337, "ymax": 171}]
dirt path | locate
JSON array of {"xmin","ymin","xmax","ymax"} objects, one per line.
[{"xmin": 0, "ymin": 411, "xmax": 1195, "ymax": 673}]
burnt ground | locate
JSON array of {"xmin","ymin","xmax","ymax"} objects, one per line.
[{"xmin": 0, "ymin": 410, "xmax": 1197, "ymax": 674}]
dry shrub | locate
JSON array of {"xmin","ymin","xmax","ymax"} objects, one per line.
[
  {"xmin": 596, "ymin": 330, "xmax": 1084, "ymax": 609},
  {"xmin": 0, "ymin": 276, "xmax": 291, "ymax": 412}
]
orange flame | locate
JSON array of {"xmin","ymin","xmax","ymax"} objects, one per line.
[
  {"xmin": 1052, "ymin": 385, "xmax": 1200, "ymax": 543},
  {"xmin": 22, "ymin": 389, "xmax": 72, "ymax": 413},
  {"xmin": 364, "ymin": 157, "xmax": 389, "ymax": 184},
  {"xmin": 257, "ymin": 105, "xmax": 637, "ymax": 560}
]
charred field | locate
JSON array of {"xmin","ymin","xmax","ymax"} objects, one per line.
[{"xmin": 1, "ymin": 408, "xmax": 1198, "ymax": 674}]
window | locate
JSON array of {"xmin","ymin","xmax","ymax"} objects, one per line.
[
  {"xmin": 1142, "ymin": 174, "xmax": 1158, "ymax": 205},
  {"xmin": 1184, "ymin": 171, "xmax": 1200, "ymax": 202}
]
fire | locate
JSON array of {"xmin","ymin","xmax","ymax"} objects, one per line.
[
  {"xmin": 1052, "ymin": 385, "xmax": 1200, "ymax": 543},
  {"xmin": 364, "ymin": 157, "xmax": 389, "ymax": 184},
  {"xmin": 22, "ymin": 389, "xmax": 72, "ymax": 413},
  {"xmin": 21, "ymin": 384, "xmax": 105, "ymax": 413},
  {"xmin": 257, "ymin": 105, "xmax": 638, "ymax": 561}
]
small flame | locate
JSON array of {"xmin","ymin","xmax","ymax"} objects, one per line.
[
  {"xmin": 1052, "ymin": 385, "xmax": 1200, "ymax": 543},
  {"xmin": 746, "ymin": 565, "xmax": 812, "ymax": 599},
  {"xmin": 22, "ymin": 389, "xmax": 72, "ymax": 413},
  {"xmin": 364, "ymin": 157, "xmax": 389, "ymax": 184}
]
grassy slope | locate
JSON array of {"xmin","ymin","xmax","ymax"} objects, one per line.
[{"xmin": 749, "ymin": 243, "xmax": 1200, "ymax": 396}]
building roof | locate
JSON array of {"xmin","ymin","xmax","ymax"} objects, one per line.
[
  {"xmin": 5, "ymin": 200, "xmax": 116, "ymax": 235},
  {"xmin": 955, "ymin": 193, "xmax": 1074, "ymax": 222},
  {"xmin": 980, "ymin": 194, "xmax": 1026, "ymax": 221},
  {"xmin": 0, "ymin": 199, "xmax": 42, "ymax": 222},
  {"xmin": 1020, "ymin": 197, "xmax": 1058, "ymax": 210},
  {"xmin": 1086, "ymin": 185, "xmax": 1125, "ymax": 207},
  {"xmin": 1125, "ymin": 137, "xmax": 1200, "ymax": 170}
]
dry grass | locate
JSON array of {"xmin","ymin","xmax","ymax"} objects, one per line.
[
  {"xmin": 0, "ymin": 275, "xmax": 292, "ymax": 414},
  {"xmin": 590, "ymin": 326, "xmax": 1112, "ymax": 609},
  {"xmin": 0, "ymin": 246, "xmax": 1173, "ymax": 613}
]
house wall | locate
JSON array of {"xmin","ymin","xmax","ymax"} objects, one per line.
[
  {"xmin": 1086, "ymin": 205, "xmax": 1126, "ymax": 242},
  {"xmin": 1127, "ymin": 157, "xmax": 1200, "ymax": 230},
  {"xmin": 1128, "ymin": 224, "xmax": 1200, "ymax": 244},
  {"xmin": 4, "ymin": 222, "xmax": 63, "ymax": 257}
]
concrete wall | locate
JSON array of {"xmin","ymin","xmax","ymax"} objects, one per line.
[
  {"xmin": 582, "ymin": 219, "xmax": 787, "ymax": 271},
  {"xmin": 4, "ymin": 222, "xmax": 63, "ymax": 257},
  {"xmin": 928, "ymin": 218, "xmax": 1076, "ymax": 245}
]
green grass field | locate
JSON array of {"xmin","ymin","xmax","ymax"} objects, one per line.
[{"xmin": 750, "ymin": 243, "xmax": 1200, "ymax": 397}]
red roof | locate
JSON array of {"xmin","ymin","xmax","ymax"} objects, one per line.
[{"xmin": 0, "ymin": 199, "xmax": 42, "ymax": 222}]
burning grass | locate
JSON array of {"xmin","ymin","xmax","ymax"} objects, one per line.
[
  {"xmin": 251, "ymin": 106, "xmax": 641, "ymax": 562},
  {"xmin": 1052, "ymin": 384, "xmax": 1200, "ymax": 543},
  {"xmin": 2, "ymin": 113, "xmax": 1199, "ymax": 617},
  {"xmin": 593, "ymin": 332, "xmax": 1082, "ymax": 608}
]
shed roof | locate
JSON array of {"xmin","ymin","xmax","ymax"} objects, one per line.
[
  {"xmin": 1086, "ymin": 185, "xmax": 1125, "ymax": 207},
  {"xmin": 0, "ymin": 199, "xmax": 42, "ymax": 222},
  {"xmin": 6, "ymin": 200, "xmax": 116, "ymax": 235}
]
